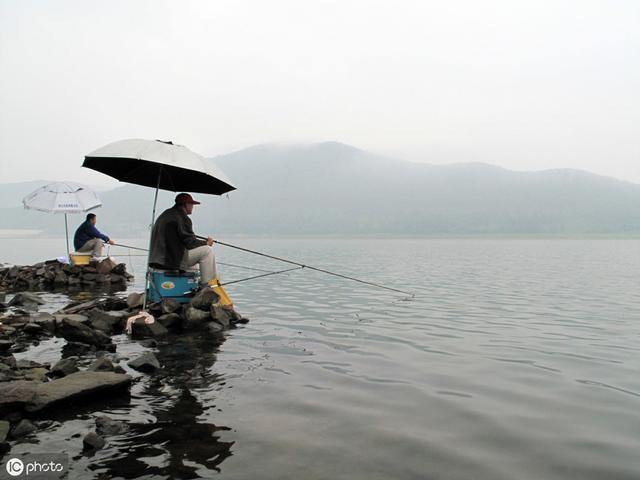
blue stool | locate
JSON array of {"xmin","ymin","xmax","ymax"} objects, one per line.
[{"xmin": 147, "ymin": 269, "xmax": 200, "ymax": 303}]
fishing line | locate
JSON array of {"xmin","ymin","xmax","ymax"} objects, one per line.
[
  {"xmin": 220, "ymin": 266, "xmax": 304, "ymax": 287},
  {"xmin": 196, "ymin": 236, "xmax": 415, "ymax": 297}
]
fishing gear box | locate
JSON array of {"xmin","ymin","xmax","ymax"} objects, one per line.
[{"xmin": 148, "ymin": 269, "xmax": 199, "ymax": 303}]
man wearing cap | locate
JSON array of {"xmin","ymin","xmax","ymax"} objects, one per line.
[{"xmin": 149, "ymin": 193, "xmax": 217, "ymax": 286}]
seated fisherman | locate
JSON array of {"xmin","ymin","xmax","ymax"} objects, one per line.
[
  {"xmin": 149, "ymin": 193, "xmax": 217, "ymax": 287},
  {"xmin": 73, "ymin": 213, "xmax": 114, "ymax": 257}
]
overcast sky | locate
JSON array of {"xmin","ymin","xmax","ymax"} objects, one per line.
[{"xmin": 0, "ymin": 0, "xmax": 638, "ymax": 186}]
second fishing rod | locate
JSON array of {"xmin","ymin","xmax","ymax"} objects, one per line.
[{"xmin": 195, "ymin": 235, "xmax": 414, "ymax": 297}]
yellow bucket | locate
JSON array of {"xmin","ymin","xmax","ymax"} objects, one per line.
[
  {"xmin": 208, "ymin": 278, "xmax": 234, "ymax": 306},
  {"xmin": 70, "ymin": 253, "xmax": 91, "ymax": 266}
]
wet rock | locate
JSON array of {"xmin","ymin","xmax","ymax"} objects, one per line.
[
  {"xmin": 206, "ymin": 322, "xmax": 225, "ymax": 335},
  {"xmin": 8, "ymin": 292, "xmax": 45, "ymax": 309},
  {"xmin": 131, "ymin": 319, "xmax": 168, "ymax": 338},
  {"xmin": 210, "ymin": 305, "xmax": 235, "ymax": 329},
  {"xmin": 138, "ymin": 339, "xmax": 157, "ymax": 349},
  {"xmin": 0, "ymin": 380, "xmax": 39, "ymax": 410},
  {"xmin": 102, "ymin": 297, "xmax": 128, "ymax": 311},
  {"xmin": 95, "ymin": 416, "xmax": 127, "ymax": 435},
  {"xmin": 16, "ymin": 359, "xmax": 45, "ymax": 369},
  {"xmin": 54, "ymin": 314, "xmax": 89, "ymax": 326},
  {"xmin": 161, "ymin": 298, "xmax": 181, "ymax": 314},
  {"xmin": 50, "ymin": 358, "xmax": 79, "ymax": 377},
  {"xmin": 190, "ymin": 288, "xmax": 219, "ymax": 311},
  {"xmin": 62, "ymin": 341, "xmax": 95, "ymax": 358},
  {"xmin": 126, "ymin": 292, "xmax": 144, "ymax": 309},
  {"xmin": 0, "ymin": 340, "xmax": 12, "ymax": 354},
  {"xmin": 21, "ymin": 367, "xmax": 49, "ymax": 382},
  {"xmin": 128, "ymin": 352, "xmax": 160, "ymax": 373},
  {"xmin": 87, "ymin": 309, "xmax": 127, "ymax": 335},
  {"xmin": 1, "ymin": 354, "xmax": 17, "ymax": 369},
  {"xmin": 0, "ymin": 420, "xmax": 9, "ymax": 442},
  {"xmin": 59, "ymin": 318, "xmax": 113, "ymax": 348},
  {"xmin": 11, "ymin": 418, "xmax": 36, "ymax": 438},
  {"xmin": 30, "ymin": 312, "xmax": 56, "ymax": 333},
  {"xmin": 83, "ymin": 431, "xmax": 106, "ymax": 450},
  {"xmin": 23, "ymin": 323, "xmax": 43, "ymax": 335},
  {"xmin": 87, "ymin": 357, "xmax": 114, "ymax": 372},
  {"xmin": 157, "ymin": 313, "xmax": 182, "ymax": 331},
  {"xmin": 26, "ymin": 371, "xmax": 133, "ymax": 413},
  {"xmin": 183, "ymin": 306, "xmax": 210, "ymax": 330}
]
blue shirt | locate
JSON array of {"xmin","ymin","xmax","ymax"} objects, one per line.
[{"xmin": 73, "ymin": 220, "xmax": 110, "ymax": 250}]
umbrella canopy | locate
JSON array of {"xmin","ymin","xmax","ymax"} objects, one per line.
[
  {"xmin": 82, "ymin": 138, "xmax": 235, "ymax": 194},
  {"xmin": 23, "ymin": 181, "xmax": 102, "ymax": 213}
]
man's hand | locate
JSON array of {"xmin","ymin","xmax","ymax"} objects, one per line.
[
  {"xmin": 207, "ymin": 236, "xmax": 214, "ymax": 246},
  {"xmin": 108, "ymin": 239, "xmax": 115, "ymax": 245}
]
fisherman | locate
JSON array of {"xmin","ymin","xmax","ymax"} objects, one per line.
[
  {"xmin": 73, "ymin": 213, "xmax": 114, "ymax": 258},
  {"xmin": 149, "ymin": 193, "xmax": 218, "ymax": 287}
]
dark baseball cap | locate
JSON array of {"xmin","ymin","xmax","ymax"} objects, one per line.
[{"xmin": 175, "ymin": 193, "xmax": 201, "ymax": 205}]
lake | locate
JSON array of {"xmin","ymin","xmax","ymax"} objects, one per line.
[{"xmin": 2, "ymin": 236, "xmax": 640, "ymax": 479}]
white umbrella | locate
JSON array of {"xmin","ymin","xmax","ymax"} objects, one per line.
[
  {"xmin": 23, "ymin": 181, "xmax": 102, "ymax": 258},
  {"xmin": 82, "ymin": 138, "xmax": 235, "ymax": 309}
]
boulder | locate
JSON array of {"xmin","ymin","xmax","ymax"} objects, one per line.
[
  {"xmin": 8, "ymin": 292, "xmax": 45, "ymax": 308},
  {"xmin": 50, "ymin": 358, "xmax": 79, "ymax": 377},
  {"xmin": 1, "ymin": 354, "xmax": 17, "ymax": 369},
  {"xmin": 130, "ymin": 319, "xmax": 168, "ymax": 338},
  {"xmin": 183, "ymin": 307, "xmax": 210, "ymax": 330},
  {"xmin": 11, "ymin": 419, "xmax": 36, "ymax": 438},
  {"xmin": 30, "ymin": 312, "xmax": 56, "ymax": 333},
  {"xmin": 96, "ymin": 258, "xmax": 117, "ymax": 274},
  {"xmin": 0, "ymin": 340, "xmax": 12, "ymax": 354},
  {"xmin": 83, "ymin": 431, "xmax": 106, "ymax": 450},
  {"xmin": 0, "ymin": 380, "xmax": 39, "ymax": 410},
  {"xmin": 87, "ymin": 357, "xmax": 115, "ymax": 372},
  {"xmin": 126, "ymin": 292, "xmax": 144, "ymax": 309},
  {"xmin": 190, "ymin": 288, "xmax": 219, "ymax": 311},
  {"xmin": 0, "ymin": 420, "xmax": 9, "ymax": 442},
  {"xmin": 25, "ymin": 371, "xmax": 132, "ymax": 412},
  {"xmin": 58, "ymin": 318, "xmax": 113, "ymax": 348},
  {"xmin": 54, "ymin": 314, "xmax": 89, "ymax": 326},
  {"xmin": 127, "ymin": 352, "xmax": 160, "ymax": 373},
  {"xmin": 206, "ymin": 322, "xmax": 225, "ymax": 335},
  {"xmin": 87, "ymin": 309, "xmax": 127, "ymax": 335},
  {"xmin": 23, "ymin": 323, "xmax": 43, "ymax": 335},
  {"xmin": 95, "ymin": 416, "xmax": 127, "ymax": 435},
  {"xmin": 157, "ymin": 313, "xmax": 182, "ymax": 331},
  {"xmin": 161, "ymin": 298, "xmax": 181, "ymax": 314},
  {"xmin": 210, "ymin": 305, "xmax": 235, "ymax": 329}
]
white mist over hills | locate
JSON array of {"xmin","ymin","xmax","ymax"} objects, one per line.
[{"xmin": 2, "ymin": 142, "xmax": 640, "ymax": 236}]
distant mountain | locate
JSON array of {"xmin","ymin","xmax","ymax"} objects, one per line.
[{"xmin": 2, "ymin": 142, "xmax": 640, "ymax": 236}]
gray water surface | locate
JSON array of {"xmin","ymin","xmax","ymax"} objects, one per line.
[{"xmin": 2, "ymin": 237, "xmax": 640, "ymax": 479}]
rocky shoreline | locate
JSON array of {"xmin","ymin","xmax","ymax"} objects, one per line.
[{"xmin": 0, "ymin": 258, "xmax": 248, "ymax": 456}]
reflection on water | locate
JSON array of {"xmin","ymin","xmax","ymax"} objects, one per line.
[{"xmin": 88, "ymin": 336, "xmax": 234, "ymax": 479}]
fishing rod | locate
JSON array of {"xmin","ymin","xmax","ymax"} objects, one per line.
[
  {"xmin": 196, "ymin": 235, "xmax": 415, "ymax": 297},
  {"xmin": 220, "ymin": 266, "xmax": 304, "ymax": 287},
  {"xmin": 108, "ymin": 242, "xmax": 273, "ymax": 272}
]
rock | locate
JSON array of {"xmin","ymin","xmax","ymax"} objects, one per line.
[
  {"xmin": 126, "ymin": 292, "xmax": 144, "ymax": 309},
  {"xmin": 87, "ymin": 357, "xmax": 114, "ymax": 372},
  {"xmin": 61, "ymin": 341, "xmax": 94, "ymax": 357},
  {"xmin": 53, "ymin": 271, "xmax": 67, "ymax": 285},
  {"xmin": 1, "ymin": 354, "xmax": 17, "ymax": 369},
  {"xmin": 157, "ymin": 313, "xmax": 182, "ymax": 331},
  {"xmin": 83, "ymin": 431, "xmax": 106, "ymax": 450},
  {"xmin": 95, "ymin": 416, "xmax": 127, "ymax": 435},
  {"xmin": 102, "ymin": 297, "xmax": 128, "ymax": 311},
  {"xmin": 11, "ymin": 418, "xmax": 36, "ymax": 438},
  {"xmin": 25, "ymin": 371, "xmax": 133, "ymax": 413},
  {"xmin": 50, "ymin": 358, "xmax": 79, "ymax": 377},
  {"xmin": 59, "ymin": 318, "xmax": 113, "ymax": 348},
  {"xmin": 112, "ymin": 263, "xmax": 127, "ymax": 276},
  {"xmin": 54, "ymin": 314, "xmax": 89, "ymax": 326},
  {"xmin": 30, "ymin": 312, "xmax": 56, "ymax": 333},
  {"xmin": 127, "ymin": 352, "xmax": 160, "ymax": 373},
  {"xmin": 8, "ymin": 292, "xmax": 45, "ymax": 308},
  {"xmin": 161, "ymin": 298, "xmax": 181, "ymax": 314},
  {"xmin": 59, "ymin": 299, "xmax": 100, "ymax": 314},
  {"xmin": 210, "ymin": 305, "xmax": 235, "ymax": 329},
  {"xmin": 206, "ymin": 322, "xmax": 225, "ymax": 335},
  {"xmin": 23, "ymin": 323, "xmax": 43, "ymax": 335},
  {"xmin": 138, "ymin": 339, "xmax": 157, "ymax": 349},
  {"xmin": 130, "ymin": 319, "xmax": 168, "ymax": 338},
  {"xmin": 190, "ymin": 288, "xmax": 220, "ymax": 311},
  {"xmin": 0, "ymin": 340, "xmax": 12, "ymax": 354},
  {"xmin": 0, "ymin": 420, "xmax": 9, "ymax": 442},
  {"xmin": 20, "ymin": 367, "xmax": 49, "ymax": 382},
  {"xmin": 16, "ymin": 359, "xmax": 45, "ymax": 369},
  {"xmin": 87, "ymin": 309, "xmax": 127, "ymax": 335},
  {"xmin": 96, "ymin": 258, "xmax": 117, "ymax": 274},
  {"xmin": 0, "ymin": 380, "xmax": 39, "ymax": 410},
  {"xmin": 183, "ymin": 307, "xmax": 210, "ymax": 330}
]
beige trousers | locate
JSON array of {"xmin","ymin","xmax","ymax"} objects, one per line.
[
  {"xmin": 181, "ymin": 245, "xmax": 217, "ymax": 285},
  {"xmin": 77, "ymin": 238, "xmax": 103, "ymax": 257}
]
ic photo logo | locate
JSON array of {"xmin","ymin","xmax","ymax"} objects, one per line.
[
  {"xmin": 3, "ymin": 455, "xmax": 67, "ymax": 478},
  {"xmin": 5, "ymin": 458, "xmax": 23, "ymax": 476}
]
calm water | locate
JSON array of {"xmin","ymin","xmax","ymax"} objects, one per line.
[{"xmin": 2, "ymin": 237, "xmax": 640, "ymax": 479}]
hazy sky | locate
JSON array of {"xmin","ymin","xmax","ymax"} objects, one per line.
[{"xmin": 1, "ymin": 0, "xmax": 638, "ymax": 186}]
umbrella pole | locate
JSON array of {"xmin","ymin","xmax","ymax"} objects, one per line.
[
  {"xmin": 64, "ymin": 213, "xmax": 70, "ymax": 260},
  {"xmin": 142, "ymin": 170, "xmax": 162, "ymax": 311}
]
